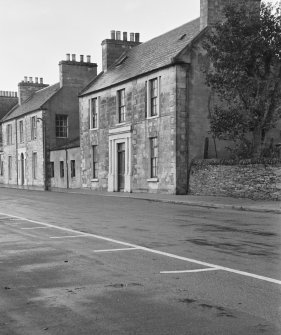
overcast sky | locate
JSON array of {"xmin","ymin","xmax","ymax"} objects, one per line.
[{"xmin": 0, "ymin": 0, "xmax": 276, "ymax": 92}]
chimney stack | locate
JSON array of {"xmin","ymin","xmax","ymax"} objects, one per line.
[
  {"xmin": 102, "ymin": 30, "xmax": 141, "ymax": 72},
  {"xmin": 18, "ymin": 76, "xmax": 48, "ymax": 105},
  {"xmin": 110, "ymin": 30, "xmax": 116, "ymax": 39},
  {"xmin": 200, "ymin": 0, "xmax": 261, "ymax": 30}
]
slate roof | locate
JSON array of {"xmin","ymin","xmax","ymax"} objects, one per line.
[
  {"xmin": 81, "ymin": 18, "xmax": 200, "ymax": 95},
  {"xmin": 2, "ymin": 83, "xmax": 60, "ymax": 122},
  {"xmin": 50, "ymin": 137, "xmax": 80, "ymax": 151}
]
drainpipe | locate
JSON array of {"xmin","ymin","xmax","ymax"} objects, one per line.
[
  {"xmin": 37, "ymin": 112, "xmax": 47, "ymax": 190},
  {"xmin": 15, "ymin": 119, "xmax": 18, "ymax": 186}
]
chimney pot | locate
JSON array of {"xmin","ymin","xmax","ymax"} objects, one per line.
[
  {"xmin": 135, "ymin": 33, "xmax": 140, "ymax": 42},
  {"xmin": 80, "ymin": 55, "xmax": 84, "ymax": 62},
  {"xmin": 130, "ymin": 33, "xmax": 134, "ymax": 42},
  {"xmin": 35, "ymin": 77, "xmax": 38, "ymax": 84},
  {"xmin": 29, "ymin": 77, "xmax": 33, "ymax": 83},
  {"xmin": 110, "ymin": 30, "xmax": 116, "ymax": 39},
  {"xmin": 66, "ymin": 53, "xmax": 70, "ymax": 61},
  {"xmin": 116, "ymin": 31, "xmax": 121, "ymax": 40},
  {"xmin": 24, "ymin": 76, "xmax": 28, "ymax": 83},
  {"xmin": 40, "ymin": 78, "xmax": 43, "ymax": 84},
  {"xmin": 123, "ymin": 32, "xmax": 127, "ymax": 41},
  {"xmin": 87, "ymin": 55, "xmax": 91, "ymax": 63},
  {"xmin": 72, "ymin": 54, "xmax": 76, "ymax": 61}
]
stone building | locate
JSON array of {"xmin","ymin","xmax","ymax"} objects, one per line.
[
  {"xmin": 0, "ymin": 55, "xmax": 97, "ymax": 189},
  {"xmin": 0, "ymin": 91, "xmax": 18, "ymax": 182},
  {"xmin": 79, "ymin": 0, "xmax": 262, "ymax": 194}
]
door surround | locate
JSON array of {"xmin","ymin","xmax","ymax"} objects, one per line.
[{"xmin": 108, "ymin": 125, "xmax": 132, "ymax": 192}]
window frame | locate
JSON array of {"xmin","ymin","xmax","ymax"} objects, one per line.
[
  {"xmin": 146, "ymin": 77, "xmax": 160, "ymax": 119},
  {"xmin": 90, "ymin": 97, "xmax": 99, "ymax": 129},
  {"xmin": 49, "ymin": 162, "xmax": 54, "ymax": 178},
  {"xmin": 56, "ymin": 115, "xmax": 68, "ymax": 138},
  {"xmin": 117, "ymin": 89, "xmax": 126, "ymax": 124},
  {"xmin": 19, "ymin": 120, "xmax": 24, "ymax": 143},
  {"xmin": 6, "ymin": 124, "xmax": 12, "ymax": 145},
  {"xmin": 60, "ymin": 161, "xmax": 64, "ymax": 178},
  {"xmin": 8, "ymin": 156, "xmax": 12, "ymax": 180},
  {"xmin": 70, "ymin": 160, "xmax": 76, "ymax": 178},
  {"xmin": 0, "ymin": 154, "xmax": 3, "ymax": 176},
  {"xmin": 150, "ymin": 137, "xmax": 158, "ymax": 178},
  {"xmin": 92, "ymin": 145, "xmax": 98, "ymax": 179},
  {"xmin": 31, "ymin": 116, "xmax": 37, "ymax": 140},
  {"xmin": 32, "ymin": 152, "xmax": 37, "ymax": 179}
]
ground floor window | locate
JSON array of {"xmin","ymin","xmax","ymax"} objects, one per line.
[
  {"xmin": 150, "ymin": 137, "xmax": 158, "ymax": 178},
  {"xmin": 0, "ymin": 155, "xmax": 3, "ymax": 176},
  {"xmin": 8, "ymin": 156, "xmax": 12, "ymax": 180},
  {"xmin": 92, "ymin": 145, "xmax": 98, "ymax": 179},
  {"xmin": 49, "ymin": 162, "xmax": 54, "ymax": 178},
  {"xmin": 32, "ymin": 152, "xmax": 37, "ymax": 179},
  {"xmin": 71, "ymin": 160, "xmax": 75, "ymax": 178},
  {"xmin": 60, "ymin": 161, "xmax": 64, "ymax": 178}
]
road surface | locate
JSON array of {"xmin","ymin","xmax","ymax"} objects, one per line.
[{"xmin": 0, "ymin": 188, "xmax": 280, "ymax": 334}]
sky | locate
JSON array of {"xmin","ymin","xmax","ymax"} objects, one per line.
[
  {"xmin": 0, "ymin": 0, "xmax": 277, "ymax": 92},
  {"xmin": 0, "ymin": 0, "xmax": 200, "ymax": 92}
]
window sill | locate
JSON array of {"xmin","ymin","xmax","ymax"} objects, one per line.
[
  {"xmin": 91, "ymin": 178, "xmax": 99, "ymax": 182},
  {"xmin": 90, "ymin": 127, "xmax": 99, "ymax": 131},
  {"xmin": 147, "ymin": 178, "xmax": 159, "ymax": 182},
  {"xmin": 146, "ymin": 115, "xmax": 159, "ymax": 120}
]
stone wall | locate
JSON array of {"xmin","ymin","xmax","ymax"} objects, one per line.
[{"xmin": 189, "ymin": 160, "xmax": 281, "ymax": 200}]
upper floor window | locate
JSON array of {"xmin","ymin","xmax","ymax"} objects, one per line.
[
  {"xmin": 150, "ymin": 137, "xmax": 158, "ymax": 178},
  {"xmin": 90, "ymin": 97, "xmax": 99, "ymax": 129},
  {"xmin": 56, "ymin": 115, "xmax": 68, "ymax": 138},
  {"xmin": 147, "ymin": 77, "xmax": 160, "ymax": 118},
  {"xmin": 117, "ymin": 89, "xmax": 125, "ymax": 123},
  {"xmin": 31, "ymin": 116, "xmax": 37, "ymax": 140},
  {"xmin": 19, "ymin": 120, "xmax": 24, "ymax": 143},
  {"xmin": 6, "ymin": 124, "xmax": 12, "ymax": 145}
]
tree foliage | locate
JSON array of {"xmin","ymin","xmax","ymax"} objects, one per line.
[{"xmin": 203, "ymin": 1, "xmax": 281, "ymax": 158}]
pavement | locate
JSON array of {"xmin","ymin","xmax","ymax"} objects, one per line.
[{"xmin": 49, "ymin": 187, "xmax": 281, "ymax": 214}]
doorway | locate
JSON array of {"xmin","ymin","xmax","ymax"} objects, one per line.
[{"xmin": 117, "ymin": 143, "xmax": 125, "ymax": 191}]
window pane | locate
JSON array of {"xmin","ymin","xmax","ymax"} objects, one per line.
[
  {"xmin": 150, "ymin": 137, "xmax": 158, "ymax": 178},
  {"xmin": 56, "ymin": 115, "xmax": 68, "ymax": 138}
]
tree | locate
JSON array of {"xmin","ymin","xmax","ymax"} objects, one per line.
[{"xmin": 203, "ymin": 1, "xmax": 281, "ymax": 158}]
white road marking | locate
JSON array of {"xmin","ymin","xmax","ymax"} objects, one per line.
[
  {"xmin": 93, "ymin": 247, "xmax": 140, "ymax": 253},
  {"xmin": 1, "ymin": 212, "xmax": 281, "ymax": 286},
  {"xmin": 160, "ymin": 267, "xmax": 220, "ymax": 274},
  {"xmin": 21, "ymin": 227, "xmax": 48, "ymax": 230},
  {"xmin": 50, "ymin": 235, "xmax": 91, "ymax": 239}
]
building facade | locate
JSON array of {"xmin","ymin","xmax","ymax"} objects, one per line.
[
  {"xmin": 1, "ymin": 55, "xmax": 97, "ymax": 189},
  {"xmin": 80, "ymin": 0, "xmax": 264, "ymax": 194}
]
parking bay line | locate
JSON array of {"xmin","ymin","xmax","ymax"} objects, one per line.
[
  {"xmin": 160, "ymin": 267, "xmax": 221, "ymax": 274},
  {"xmin": 1, "ymin": 212, "xmax": 281, "ymax": 286},
  {"xmin": 21, "ymin": 227, "xmax": 48, "ymax": 230},
  {"xmin": 94, "ymin": 247, "xmax": 141, "ymax": 253}
]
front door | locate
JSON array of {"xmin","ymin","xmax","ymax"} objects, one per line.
[
  {"xmin": 21, "ymin": 153, "xmax": 24, "ymax": 185},
  {"xmin": 117, "ymin": 143, "xmax": 125, "ymax": 191}
]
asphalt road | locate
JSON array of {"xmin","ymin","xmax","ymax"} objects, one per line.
[{"xmin": 0, "ymin": 188, "xmax": 280, "ymax": 335}]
